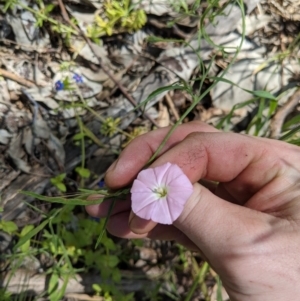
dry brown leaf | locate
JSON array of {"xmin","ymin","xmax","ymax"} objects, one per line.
[
  {"xmin": 210, "ymin": 283, "xmax": 230, "ymax": 301},
  {"xmin": 156, "ymin": 102, "xmax": 170, "ymax": 127}
]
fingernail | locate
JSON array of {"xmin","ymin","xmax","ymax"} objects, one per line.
[
  {"xmin": 129, "ymin": 216, "xmax": 144, "ymax": 232},
  {"xmin": 128, "ymin": 211, "xmax": 135, "ymax": 224},
  {"xmin": 128, "ymin": 211, "xmax": 142, "ymax": 231},
  {"xmin": 129, "ymin": 211, "xmax": 151, "ymax": 234}
]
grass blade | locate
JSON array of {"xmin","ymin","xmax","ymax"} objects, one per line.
[
  {"xmin": 13, "ymin": 218, "xmax": 50, "ymax": 252},
  {"xmin": 95, "ymin": 199, "xmax": 116, "ymax": 249},
  {"xmin": 21, "ymin": 191, "xmax": 105, "ymax": 206},
  {"xmin": 280, "ymin": 125, "xmax": 300, "ymax": 141}
]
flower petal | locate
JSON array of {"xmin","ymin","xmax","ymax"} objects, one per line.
[
  {"xmin": 153, "ymin": 162, "xmax": 172, "ymax": 185},
  {"xmin": 130, "ymin": 179, "xmax": 153, "ymax": 193},
  {"xmin": 133, "ymin": 201, "xmax": 156, "ymax": 221},
  {"xmin": 130, "ymin": 163, "xmax": 194, "ymax": 224},
  {"xmin": 135, "ymin": 168, "xmax": 158, "ymax": 188},
  {"xmin": 131, "ymin": 191, "xmax": 157, "ymax": 212},
  {"xmin": 162, "ymin": 164, "xmax": 187, "ymax": 185},
  {"xmin": 165, "ymin": 195, "xmax": 186, "ymax": 221},
  {"xmin": 151, "ymin": 197, "xmax": 173, "ymax": 224}
]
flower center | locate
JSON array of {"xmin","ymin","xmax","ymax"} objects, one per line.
[{"xmin": 153, "ymin": 186, "xmax": 168, "ymax": 198}]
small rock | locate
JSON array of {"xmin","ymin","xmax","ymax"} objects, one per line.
[
  {"xmin": 10, "ymin": 254, "xmax": 41, "ymax": 272},
  {"xmin": 0, "ymin": 129, "xmax": 12, "ymax": 145},
  {"xmin": 137, "ymin": 246, "xmax": 158, "ymax": 262}
]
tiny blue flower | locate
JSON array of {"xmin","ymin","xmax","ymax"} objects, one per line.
[
  {"xmin": 55, "ymin": 80, "xmax": 64, "ymax": 91},
  {"xmin": 98, "ymin": 180, "xmax": 106, "ymax": 188},
  {"xmin": 89, "ymin": 216, "xmax": 100, "ymax": 223},
  {"xmin": 73, "ymin": 73, "xmax": 84, "ymax": 84}
]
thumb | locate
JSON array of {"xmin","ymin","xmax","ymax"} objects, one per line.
[{"xmin": 174, "ymin": 183, "xmax": 273, "ymax": 260}]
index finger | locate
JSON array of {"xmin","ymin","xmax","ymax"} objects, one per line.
[{"xmin": 105, "ymin": 121, "xmax": 219, "ymax": 189}]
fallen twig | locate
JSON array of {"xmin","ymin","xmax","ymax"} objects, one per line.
[
  {"xmin": 0, "ymin": 68, "xmax": 35, "ymax": 88},
  {"xmin": 269, "ymin": 89, "xmax": 300, "ymax": 139},
  {"xmin": 165, "ymin": 93, "xmax": 180, "ymax": 121}
]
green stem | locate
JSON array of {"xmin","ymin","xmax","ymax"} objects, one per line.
[
  {"xmin": 148, "ymin": 0, "xmax": 246, "ymax": 165},
  {"xmin": 19, "ymin": 3, "xmax": 77, "ymax": 35}
]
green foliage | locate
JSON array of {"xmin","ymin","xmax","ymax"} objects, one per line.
[
  {"xmin": 50, "ymin": 173, "xmax": 67, "ymax": 192},
  {"xmin": 87, "ymin": 0, "xmax": 147, "ymax": 42},
  {"xmin": 14, "ymin": 217, "xmax": 51, "ymax": 252},
  {"xmin": 48, "ymin": 272, "xmax": 59, "ymax": 300},
  {"xmin": 100, "ymin": 117, "xmax": 121, "ymax": 137},
  {"xmin": 1, "ymin": 0, "xmax": 17, "ymax": 12},
  {"xmin": 20, "ymin": 225, "xmax": 34, "ymax": 253},
  {"xmin": 5, "ymin": 203, "xmax": 128, "ymax": 300},
  {"xmin": 0, "ymin": 289, "xmax": 12, "ymax": 301},
  {"xmin": 93, "ymin": 283, "xmax": 134, "ymax": 301},
  {"xmin": 59, "ymin": 61, "xmax": 76, "ymax": 71},
  {"xmin": 0, "ymin": 220, "xmax": 18, "ymax": 235},
  {"xmin": 281, "ymin": 111, "xmax": 300, "ymax": 145},
  {"xmin": 62, "ymin": 76, "xmax": 75, "ymax": 91},
  {"xmin": 216, "ymin": 276, "xmax": 223, "ymax": 301},
  {"xmin": 35, "ymin": 2, "xmax": 55, "ymax": 27},
  {"xmin": 174, "ymin": 0, "xmax": 189, "ymax": 13},
  {"xmin": 75, "ymin": 167, "xmax": 91, "ymax": 179},
  {"xmin": 184, "ymin": 260, "xmax": 210, "ymax": 301},
  {"xmin": 21, "ymin": 189, "xmax": 130, "ymax": 206},
  {"xmin": 47, "ymin": 271, "xmax": 70, "ymax": 301}
]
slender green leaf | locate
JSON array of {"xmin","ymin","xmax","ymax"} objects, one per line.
[
  {"xmin": 268, "ymin": 100, "xmax": 278, "ymax": 118},
  {"xmin": 73, "ymin": 133, "xmax": 85, "ymax": 141},
  {"xmin": 252, "ymin": 90, "xmax": 277, "ymax": 100},
  {"xmin": 55, "ymin": 182, "xmax": 67, "ymax": 193},
  {"xmin": 254, "ymin": 98, "xmax": 266, "ymax": 136},
  {"xmin": 49, "ymin": 274, "xmax": 69, "ymax": 301},
  {"xmin": 78, "ymin": 188, "xmax": 110, "ymax": 195},
  {"xmin": 21, "ymin": 191, "xmax": 105, "ymax": 206},
  {"xmin": 55, "ymin": 173, "xmax": 67, "ymax": 182},
  {"xmin": 45, "ymin": 4, "xmax": 55, "ymax": 13},
  {"xmin": 216, "ymin": 99, "xmax": 257, "ymax": 130},
  {"xmin": 95, "ymin": 199, "xmax": 116, "ymax": 248},
  {"xmin": 14, "ymin": 218, "xmax": 50, "ymax": 252},
  {"xmin": 0, "ymin": 221, "xmax": 18, "ymax": 234},
  {"xmin": 92, "ymin": 284, "xmax": 102, "ymax": 294},
  {"xmin": 21, "ymin": 188, "xmax": 130, "ymax": 206},
  {"xmin": 48, "ymin": 273, "xmax": 59, "ymax": 296},
  {"xmin": 147, "ymin": 35, "xmax": 184, "ymax": 44},
  {"xmin": 216, "ymin": 276, "xmax": 223, "ymax": 301},
  {"xmin": 75, "ymin": 167, "xmax": 91, "ymax": 179},
  {"xmin": 20, "ymin": 225, "xmax": 34, "ymax": 253},
  {"xmin": 135, "ymin": 84, "xmax": 186, "ymax": 112},
  {"xmin": 283, "ymin": 114, "xmax": 300, "ymax": 130},
  {"xmin": 207, "ymin": 76, "xmax": 277, "ymax": 100},
  {"xmin": 184, "ymin": 261, "xmax": 209, "ymax": 301},
  {"xmin": 287, "ymin": 138, "xmax": 300, "ymax": 146},
  {"xmin": 280, "ymin": 125, "xmax": 300, "ymax": 141}
]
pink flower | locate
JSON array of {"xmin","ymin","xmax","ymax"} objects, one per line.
[{"xmin": 130, "ymin": 163, "xmax": 193, "ymax": 224}]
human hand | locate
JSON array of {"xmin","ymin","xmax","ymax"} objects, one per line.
[{"xmin": 86, "ymin": 121, "xmax": 300, "ymax": 301}]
